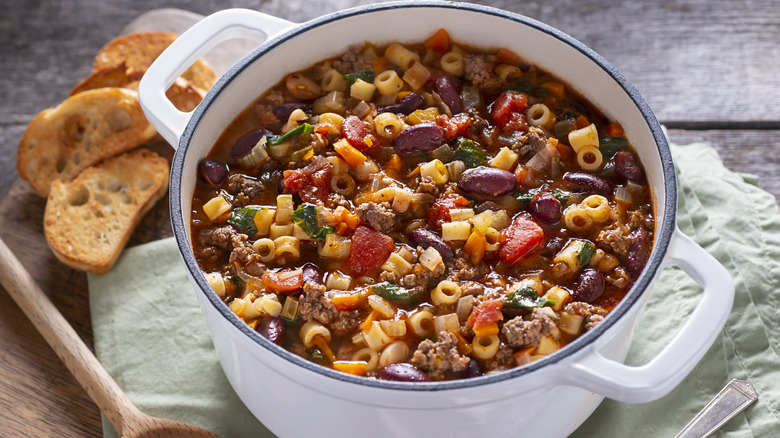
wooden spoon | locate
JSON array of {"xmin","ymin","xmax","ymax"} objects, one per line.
[{"xmin": 0, "ymin": 237, "xmax": 221, "ymax": 438}]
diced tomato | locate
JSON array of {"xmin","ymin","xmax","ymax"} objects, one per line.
[
  {"xmin": 426, "ymin": 190, "xmax": 470, "ymax": 229},
  {"xmin": 467, "ymin": 299, "xmax": 503, "ymax": 331},
  {"xmin": 436, "ymin": 113, "xmax": 471, "ymax": 141},
  {"xmin": 499, "ymin": 214, "xmax": 544, "ymax": 264},
  {"xmin": 283, "ymin": 157, "xmax": 333, "ymax": 204},
  {"xmin": 314, "ymin": 123, "xmax": 334, "ymax": 136},
  {"xmin": 495, "ymin": 48, "xmax": 520, "ymax": 65},
  {"xmin": 606, "ymin": 122, "xmax": 624, "ymax": 137},
  {"xmin": 349, "ymin": 225, "xmax": 394, "ymax": 276},
  {"xmin": 424, "ymin": 29, "xmax": 450, "ymax": 52},
  {"xmin": 342, "ymin": 115, "xmax": 377, "ymax": 151},
  {"xmin": 262, "ymin": 269, "xmax": 303, "ymax": 292},
  {"xmin": 491, "ymin": 91, "xmax": 528, "ymax": 132}
]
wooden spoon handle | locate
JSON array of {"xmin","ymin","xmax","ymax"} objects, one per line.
[{"xmin": 0, "ymin": 237, "xmax": 137, "ymax": 431}]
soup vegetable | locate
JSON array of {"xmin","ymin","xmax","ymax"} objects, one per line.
[{"xmin": 191, "ymin": 29, "xmax": 653, "ymax": 381}]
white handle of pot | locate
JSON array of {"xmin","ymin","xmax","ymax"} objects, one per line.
[
  {"xmin": 562, "ymin": 228, "xmax": 734, "ymax": 403},
  {"xmin": 138, "ymin": 8, "xmax": 295, "ymax": 148}
]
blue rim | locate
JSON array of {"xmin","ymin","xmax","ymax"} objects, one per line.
[{"xmin": 170, "ymin": 0, "xmax": 676, "ymax": 392}]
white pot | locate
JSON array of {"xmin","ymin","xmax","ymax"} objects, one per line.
[{"xmin": 138, "ymin": 3, "xmax": 734, "ymax": 437}]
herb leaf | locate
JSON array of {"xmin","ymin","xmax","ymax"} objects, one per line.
[
  {"xmin": 344, "ymin": 69, "xmax": 376, "ymax": 86},
  {"xmin": 227, "ymin": 206, "xmax": 259, "ymax": 236},
  {"xmin": 549, "ymin": 189, "xmax": 570, "ymax": 204},
  {"xmin": 508, "ymin": 78, "xmax": 550, "ymax": 97},
  {"xmin": 267, "ymin": 123, "xmax": 314, "ymax": 146},
  {"xmin": 450, "ymin": 137, "xmax": 486, "ymax": 168},
  {"xmin": 291, "ymin": 204, "xmax": 334, "ymax": 240},
  {"xmin": 599, "ymin": 136, "xmax": 628, "ymax": 159},
  {"xmin": 505, "ymin": 287, "xmax": 556, "ymax": 309},
  {"xmin": 369, "ymin": 281, "xmax": 415, "ymax": 305},
  {"xmin": 577, "ymin": 242, "xmax": 596, "ymax": 267}
]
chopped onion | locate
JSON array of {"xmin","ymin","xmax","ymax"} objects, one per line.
[
  {"xmin": 352, "ymin": 100, "xmax": 372, "ymax": 119},
  {"xmin": 626, "ymin": 180, "xmax": 643, "ymax": 193},
  {"xmin": 432, "ymin": 144, "xmax": 453, "ymax": 162},
  {"xmin": 237, "ymin": 136, "xmax": 269, "ymax": 168},
  {"xmin": 615, "ymin": 187, "xmax": 633, "ymax": 204},
  {"xmin": 526, "ymin": 143, "xmax": 556, "ymax": 172}
]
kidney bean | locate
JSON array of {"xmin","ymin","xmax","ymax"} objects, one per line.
[
  {"xmin": 378, "ymin": 92, "xmax": 425, "ymax": 115},
  {"xmin": 255, "ymin": 316, "xmax": 285, "ymax": 345},
  {"xmin": 529, "ymin": 192, "xmax": 562, "ymax": 225},
  {"xmin": 272, "ymin": 102, "xmax": 311, "ymax": 121},
  {"xmin": 301, "ymin": 263, "xmax": 323, "ymax": 285},
  {"xmin": 462, "ymin": 358, "xmax": 483, "ymax": 379},
  {"xmin": 458, "ymin": 167, "xmax": 517, "ymax": 197},
  {"xmin": 542, "ymin": 237, "xmax": 566, "ymax": 258},
  {"xmin": 393, "ymin": 124, "xmax": 445, "ymax": 153},
  {"xmin": 474, "ymin": 201, "xmax": 503, "ymax": 214},
  {"xmin": 626, "ymin": 227, "xmax": 651, "ymax": 277},
  {"xmin": 378, "ymin": 363, "xmax": 432, "ymax": 382},
  {"xmin": 409, "ymin": 228, "xmax": 454, "ymax": 260},
  {"xmin": 563, "ymin": 172, "xmax": 613, "ymax": 196},
  {"xmin": 434, "ymin": 76, "xmax": 462, "ymax": 114},
  {"xmin": 572, "ymin": 269, "xmax": 605, "ymax": 303},
  {"xmin": 614, "ymin": 150, "xmax": 643, "ymax": 182},
  {"xmin": 230, "ymin": 128, "xmax": 273, "ymax": 160},
  {"xmin": 198, "ymin": 159, "xmax": 228, "ymax": 187}
]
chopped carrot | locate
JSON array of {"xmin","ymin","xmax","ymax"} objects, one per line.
[
  {"xmin": 312, "ymin": 336, "xmax": 336, "ymax": 362},
  {"xmin": 333, "ymin": 361, "xmax": 368, "ymax": 376},
  {"xmin": 424, "ymin": 29, "xmax": 450, "ymax": 52},
  {"xmin": 555, "ymin": 142, "xmax": 572, "ymax": 160},
  {"xmin": 372, "ymin": 57, "xmax": 389, "ymax": 73},
  {"xmin": 343, "ymin": 212, "xmax": 361, "ymax": 230},
  {"xmin": 361, "ymin": 309, "xmax": 381, "ymax": 332},
  {"xmin": 450, "ymin": 331, "xmax": 473, "ymax": 355},
  {"xmin": 336, "ymin": 222, "xmax": 350, "ymax": 235},
  {"xmin": 606, "ymin": 122, "xmax": 624, "ymax": 137},
  {"xmin": 261, "ymin": 268, "xmax": 303, "ymax": 292},
  {"xmin": 473, "ymin": 322, "xmax": 500, "ymax": 338},
  {"xmin": 541, "ymin": 81, "xmax": 565, "ymax": 99},
  {"xmin": 514, "ymin": 347, "xmax": 535, "ymax": 366},
  {"xmin": 496, "ymin": 47, "xmax": 520, "ymax": 65},
  {"xmin": 514, "ymin": 165, "xmax": 529, "ymax": 186},
  {"xmin": 575, "ymin": 115, "xmax": 590, "ymax": 129},
  {"xmin": 314, "ymin": 123, "xmax": 334, "ymax": 136},
  {"xmin": 333, "ymin": 138, "xmax": 367, "ymax": 167},
  {"xmin": 385, "ymin": 154, "xmax": 403, "ymax": 173},
  {"xmin": 464, "ymin": 230, "xmax": 487, "ymax": 263},
  {"xmin": 332, "ymin": 291, "xmax": 366, "ymax": 311},
  {"xmin": 467, "ymin": 299, "xmax": 503, "ymax": 334}
]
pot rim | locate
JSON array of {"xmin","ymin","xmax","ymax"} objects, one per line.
[{"xmin": 169, "ymin": 0, "xmax": 677, "ymax": 391}]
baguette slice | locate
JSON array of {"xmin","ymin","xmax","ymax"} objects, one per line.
[
  {"xmin": 44, "ymin": 149, "xmax": 170, "ymax": 274},
  {"xmin": 92, "ymin": 31, "xmax": 217, "ymax": 92},
  {"xmin": 17, "ymin": 88, "xmax": 157, "ymax": 197}
]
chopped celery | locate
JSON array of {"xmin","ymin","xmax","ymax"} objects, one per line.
[
  {"xmin": 227, "ymin": 206, "xmax": 260, "ymax": 236},
  {"xmin": 267, "ymin": 123, "xmax": 314, "ymax": 146},
  {"xmin": 505, "ymin": 287, "xmax": 556, "ymax": 309},
  {"xmin": 344, "ymin": 69, "xmax": 376, "ymax": 86},
  {"xmin": 450, "ymin": 137, "xmax": 485, "ymax": 168}
]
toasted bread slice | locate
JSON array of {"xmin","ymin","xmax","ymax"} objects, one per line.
[
  {"xmin": 44, "ymin": 149, "xmax": 170, "ymax": 274},
  {"xmin": 17, "ymin": 88, "xmax": 157, "ymax": 197},
  {"xmin": 92, "ymin": 31, "xmax": 217, "ymax": 92},
  {"xmin": 71, "ymin": 65, "xmax": 205, "ymax": 112}
]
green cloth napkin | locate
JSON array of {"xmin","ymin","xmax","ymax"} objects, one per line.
[{"xmin": 89, "ymin": 142, "xmax": 780, "ymax": 437}]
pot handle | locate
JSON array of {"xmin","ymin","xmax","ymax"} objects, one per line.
[
  {"xmin": 138, "ymin": 8, "xmax": 295, "ymax": 148},
  {"xmin": 561, "ymin": 228, "xmax": 734, "ymax": 403}
]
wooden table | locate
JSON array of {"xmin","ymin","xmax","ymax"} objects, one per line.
[{"xmin": 1, "ymin": 0, "xmax": 778, "ymax": 436}]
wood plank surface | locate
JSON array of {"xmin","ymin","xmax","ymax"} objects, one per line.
[{"xmin": 0, "ymin": 0, "xmax": 778, "ymax": 437}]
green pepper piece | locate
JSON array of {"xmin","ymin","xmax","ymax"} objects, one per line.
[
  {"xmin": 369, "ymin": 281, "xmax": 416, "ymax": 306},
  {"xmin": 505, "ymin": 287, "xmax": 556, "ymax": 309},
  {"xmin": 344, "ymin": 69, "xmax": 376, "ymax": 86},
  {"xmin": 599, "ymin": 136, "xmax": 629, "ymax": 159},
  {"xmin": 291, "ymin": 204, "xmax": 333, "ymax": 240},
  {"xmin": 577, "ymin": 242, "xmax": 596, "ymax": 267},
  {"xmin": 267, "ymin": 123, "xmax": 314, "ymax": 146},
  {"xmin": 227, "ymin": 206, "xmax": 260, "ymax": 236},
  {"xmin": 507, "ymin": 78, "xmax": 549, "ymax": 97},
  {"xmin": 450, "ymin": 137, "xmax": 486, "ymax": 168}
]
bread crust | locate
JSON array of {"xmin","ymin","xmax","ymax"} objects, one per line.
[{"xmin": 43, "ymin": 149, "xmax": 170, "ymax": 274}]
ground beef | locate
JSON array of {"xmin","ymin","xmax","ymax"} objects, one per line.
[
  {"xmin": 446, "ymin": 255, "xmax": 490, "ymax": 281},
  {"xmin": 325, "ymin": 192, "xmax": 350, "ymax": 210},
  {"xmin": 597, "ymin": 224, "xmax": 630, "ymax": 256},
  {"xmin": 332, "ymin": 46, "xmax": 371, "ymax": 73},
  {"xmin": 228, "ymin": 233, "xmax": 260, "ymax": 265},
  {"xmin": 298, "ymin": 282, "xmax": 360, "ymax": 333},
  {"xmin": 502, "ymin": 308, "xmax": 560, "ymax": 348},
  {"xmin": 606, "ymin": 266, "xmax": 630, "ymax": 289},
  {"xmin": 392, "ymin": 246, "xmax": 446, "ymax": 288},
  {"xmin": 308, "ymin": 132, "xmax": 328, "ymax": 156},
  {"xmin": 461, "ymin": 281, "xmax": 484, "ymax": 296},
  {"xmin": 463, "ymin": 54, "xmax": 497, "ymax": 88},
  {"xmin": 410, "ymin": 331, "xmax": 470, "ymax": 379},
  {"xmin": 197, "ymin": 226, "xmax": 235, "ymax": 263},
  {"xmin": 564, "ymin": 302, "xmax": 608, "ymax": 331},
  {"xmin": 227, "ymin": 175, "xmax": 264, "ymax": 207},
  {"xmin": 356, "ymin": 202, "xmax": 397, "ymax": 233},
  {"xmin": 474, "ymin": 201, "xmax": 502, "ymax": 214},
  {"xmin": 483, "ymin": 344, "xmax": 515, "ymax": 370},
  {"xmin": 416, "ymin": 176, "xmax": 440, "ymax": 197},
  {"xmin": 511, "ymin": 127, "xmax": 548, "ymax": 157}
]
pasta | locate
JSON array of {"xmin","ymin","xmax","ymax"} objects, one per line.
[
  {"xmin": 384, "ymin": 43, "xmax": 420, "ymax": 70},
  {"xmin": 321, "ymin": 68, "xmax": 348, "ymax": 92},
  {"xmin": 374, "ymin": 70, "xmax": 404, "ymax": 95},
  {"xmin": 440, "ymin": 51, "xmax": 464, "ymax": 76}
]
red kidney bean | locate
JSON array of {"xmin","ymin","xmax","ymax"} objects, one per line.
[
  {"xmin": 529, "ymin": 192, "xmax": 562, "ymax": 225},
  {"xmin": 626, "ymin": 227, "xmax": 651, "ymax": 277},
  {"xmin": 434, "ymin": 76, "xmax": 462, "ymax": 114},
  {"xmin": 542, "ymin": 237, "xmax": 566, "ymax": 258},
  {"xmin": 272, "ymin": 102, "xmax": 311, "ymax": 121},
  {"xmin": 378, "ymin": 363, "xmax": 432, "ymax": 382},
  {"xmin": 255, "ymin": 316, "xmax": 285, "ymax": 345},
  {"xmin": 393, "ymin": 124, "xmax": 445, "ymax": 153},
  {"xmin": 563, "ymin": 172, "xmax": 613, "ymax": 196},
  {"xmin": 379, "ymin": 92, "xmax": 425, "ymax": 115},
  {"xmin": 572, "ymin": 269, "xmax": 605, "ymax": 303},
  {"xmin": 230, "ymin": 128, "xmax": 273, "ymax": 160},
  {"xmin": 198, "ymin": 159, "xmax": 228, "ymax": 187},
  {"xmin": 409, "ymin": 228, "xmax": 454, "ymax": 260},
  {"xmin": 614, "ymin": 150, "xmax": 643, "ymax": 182},
  {"xmin": 458, "ymin": 167, "xmax": 517, "ymax": 197},
  {"xmin": 462, "ymin": 358, "xmax": 483, "ymax": 379},
  {"xmin": 301, "ymin": 263, "xmax": 323, "ymax": 285},
  {"xmin": 474, "ymin": 201, "xmax": 503, "ymax": 213}
]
